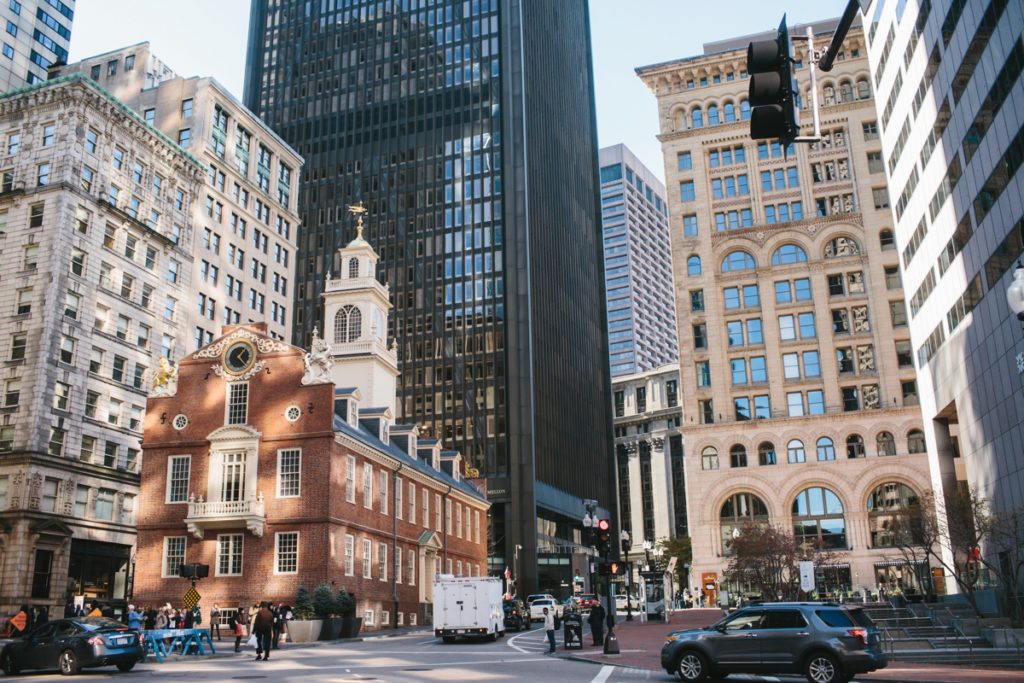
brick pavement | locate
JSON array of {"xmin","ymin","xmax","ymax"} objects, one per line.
[{"xmin": 560, "ymin": 608, "xmax": 1024, "ymax": 682}]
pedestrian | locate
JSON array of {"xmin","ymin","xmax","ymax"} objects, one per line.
[
  {"xmin": 145, "ymin": 607, "xmax": 157, "ymax": 631},
  {"xmin": 270, "ymin": 604, "xmax": 281, "ymax": 649},
  {"xmin": 229, "ymin": 606, "xmax": 244, "ymax": 652},
  {"xmin": 155, "ymin": 608, "xmax": 168, "ymax": 630},
  {"xmin": 127, "ymin": 605, "xmax": 143, "ymax": 631},
  {"xmin": 542, "ymin": 607, "xmax": 556, "ymax": 654},
  {"xmin": 587, "ymin": 600, "xmax": 606, "ymax": 647},
  {"xmin": 192, "ymin": 604, "xmax": 202, "ymax": 629},
  {"xmin": 253, "ymin": 601, "xmax": 274, "ymax": 661},
  {"xmin": 184, "ymin": 606, "xmax": 194, "ymax": 629},
  {"xmin": 248, "ymin": 603, "xmax": 259, "ymax": 636},
  {"xmin": 211, "ymin": 603, "xmax": 221, "ymax": 641}
]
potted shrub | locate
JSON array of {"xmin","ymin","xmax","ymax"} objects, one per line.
[
  {"xmin": 314, "ymin": 582, "xmax": 343, "ymax": 640},
  {"xmin": 337, "ymin": 588, "xmax": 362, "ymax": 638},
  {"xmin": 286, "ymin": 586, "xmax": 322, "ymax": 643}
]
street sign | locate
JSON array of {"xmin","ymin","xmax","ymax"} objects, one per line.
[
  {"xmin": 799, "ymin": 560, "xmax": 815, "ymax": 593},
  {"xmin": 183, "ymin": 586, "xmax": 201, "ymax": 610}
]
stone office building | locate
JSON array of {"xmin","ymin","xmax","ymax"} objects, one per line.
[
  {"xmin": 637, "ymin": 18, "xmax": 934, "ymax": 603},
  {"xmin": 0, "ymin": 72, "xmax": 204, "ymax": 616},
  {"xmin": 135, "ymin": 231, "xmax": 488, "ymax": 629}
]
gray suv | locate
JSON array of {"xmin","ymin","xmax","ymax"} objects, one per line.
[{"xmin": 660, "ymin": 602, "xmax": 886, "ymax": 683}]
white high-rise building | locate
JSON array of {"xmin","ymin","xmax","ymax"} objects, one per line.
[
  {"xmin": 0, "ymin": 0, "xmax": 74, "ymax": 91},
  {"xmin": 600, "ymin": 144, "xmax": 679, "ymax": 378},
  {"xmin": 863, "ymin": 1, "xmax": 1024, "ymax": 518}
]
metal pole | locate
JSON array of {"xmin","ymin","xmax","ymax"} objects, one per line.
[{"xmin": 817, "ymin": 0, "xmax": 862, "ymax": 72}]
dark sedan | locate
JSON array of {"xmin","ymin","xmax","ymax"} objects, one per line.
[
  {"xmin": 1, "ymin": 617, "xmax": 143, "ymax": 676},
  {"xmin": 503, "ymin": 599, "xmax": 531, "ymax": 631}
]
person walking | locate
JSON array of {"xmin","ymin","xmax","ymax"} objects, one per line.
[
  {"xmin": 253, "ymin": 602, "xmax": 274, "ymax": 661},
  {"xmin": 229, "ymin": 606, "xmax": 244, "ymax": 652},
  {"xmin": 587, "ymin": 600, "xmax": 606, "ymax": 647},
  {"xmin": 211, "ymin": 604, "xmax": 221, "ymax": 641},
  {"xmin": 542, "ymin": 607, "xmax": 556, "ymax": 654}
]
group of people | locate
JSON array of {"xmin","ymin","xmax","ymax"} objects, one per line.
[
  {"xmin": 244, "ymin": 602, "xmax": 293, "ymax": 661},
  {"xmin": 541, "ymin": 601, "xmax": 611, "ymax": 655}
]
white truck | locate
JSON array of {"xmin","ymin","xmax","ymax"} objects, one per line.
[{"xmin": 433, "ymin": 574, "xmax": 505, "ymax": 642}]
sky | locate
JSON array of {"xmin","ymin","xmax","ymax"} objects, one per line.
[{"xmin": 69, "ymin": 0, "xmax": 848, "ymax": 182}]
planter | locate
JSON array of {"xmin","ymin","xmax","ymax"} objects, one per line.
[
  {"xmin": 318, "ymin": 617, "xmax": 343, "ymax": 640},
  {"xmin": 287, "ymin": 619, "xmax": 322, "ymax": 643},
  {"xmin": 340, "ymin": 616, "xmax": 362, "ymax": 638}
]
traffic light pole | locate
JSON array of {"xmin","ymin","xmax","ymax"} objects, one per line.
[{"xmin": 791, "ymin": 26, "xmax": 821, "ymax": 144}]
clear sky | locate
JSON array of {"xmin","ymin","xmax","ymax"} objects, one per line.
[{"xmin": 69, "ymin": 0, "xmax": 848, "ymax": 181}]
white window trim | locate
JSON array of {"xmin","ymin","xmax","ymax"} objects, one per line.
[
  {"xmin": 379, "ymin": 542, "xmax": 388, "ymax": 582},
  {"xmin": 362, "ymin": 538, "xmax": 372, "ymax": 578},
  {"xmin": 166, "ymin": 455, "xmax": 191, "ymax": 504},
  {"xmin": 344, "ymin": 533, "xmax": 355, "ymax": 576},
  {"xmin": 379, "ymin": 470, "xmax": 388, "ymax": 514},
  {"xmin": 215, "ymin": 533, "xmax": 244, "ymax": 577},
  {"xmin": 162, "ymin": 535, "xmax": 186, "ymax": 578},
  {"xmin": 273, "ymin": 531, "xmax": 299, "ymax": 575},
  {"xmin": 363, "ymin": 463, "xmax": 373, "ymax": 509},
  {"xmin": 345, "ymin": 454, "xmax": 356, "ymax": 503},
  {"xmin": 276, "ymin": 447, "xmax": 301, "ymax": 498},
  {"xmin": 409, "ymin": 482, "xmax": 416, "ymax": 524},
  {"xmin": 395, "ymin": 476, "xmax": 403, "ymax": 520},
  {"xmin": 225, "ymin": 381, "xmax": 249, "ymax": 425}
]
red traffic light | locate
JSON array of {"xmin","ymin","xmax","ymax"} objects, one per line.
[{"xmin": 597, "ymin": 519, "xmax": 610, "ymax": 532}]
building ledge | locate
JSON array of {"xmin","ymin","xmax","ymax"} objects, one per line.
[{"xmin": 184, "ymin": 496, "xmax": 265, "ymax": 539}]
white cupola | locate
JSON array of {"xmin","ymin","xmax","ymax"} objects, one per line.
[{"xmin": 323, "ymin": 204, "xmax": 399, "ymax": 411}]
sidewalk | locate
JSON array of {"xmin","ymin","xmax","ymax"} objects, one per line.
[{"xmin": 560, "ymin": 609, "xmax": 1024, "ymax": 682}]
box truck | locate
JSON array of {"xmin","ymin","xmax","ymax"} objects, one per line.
[{"xmin": 433, "ymin": 574, "xmax": 505, "ymax": 642}]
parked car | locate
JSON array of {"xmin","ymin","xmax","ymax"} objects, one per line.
[
  {"xmin": 615, "ymin": 593, "xmax": 640, "ymax": 612},
  {"xmin": 503, "ymin": 599, "xmax": 531, "ymax": 631},
  {"xmin": 528, "ymin": 598, "xmax": 562, "ymax": 622},
  {"xmin": 660, "ymin": 602, "xmax": 886, "ymax": 683},
  {"xmin": 0, "ymin": 617, "xmax": 143, "ymax": 676},
  {"xmin": 526, "ymin": 593, "xmax": 555, "ymax": 605},
  {"xmin": 576, "ymin": 594, "xmax": 600, "ymax": 611}
]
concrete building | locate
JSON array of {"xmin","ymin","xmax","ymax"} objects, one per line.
[
  {"xmin": 62, "ymin": 43, "xmax": 303, "ymax": 346},
  {"xmin": 0, "ymin": 72, "xmax": 204, "ymax": 616},
  {"xmin": 612, "ymin": 365, "xmax": 686, "ymax": 567},
  {"xmin": 0, "ymin": 0, "xmax": 74, "ymax": 92},
  {"xmin": 243, "ymin": 0, "xmax": 613, "ymax": 596},
  {"xmin": 135, "ymin": 231, "xmax": 488, "ymax": 630},
  {"xmin": 600, "ymin": 145, "xmax": 678, "ymax": 378},
  {"xmin": 637, "ymin": 19, "xmax": 935, "ymax": 603},
  {"xmin": 862, "ymin": 1, "xmax": 1024, "ymax": 526}
]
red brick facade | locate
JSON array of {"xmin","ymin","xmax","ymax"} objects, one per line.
[{"xmin": 136, "ymin": 323, "xmax": 489, "ymax": 629}]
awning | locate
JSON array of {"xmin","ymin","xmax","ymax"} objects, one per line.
[{"xmin": 873, "ymin": 558, "xmax": 927, "ymax": 567}]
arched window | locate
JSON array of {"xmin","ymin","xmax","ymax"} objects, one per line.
[
  {"xmin": 824, "ymin": 236, "xmax": 861, "ymax": 258},
  {"xmin": 846, "ymin": 434, "xmax": 865, "ymax": 459},
  {"xmin": 908, "ymin": 429, "xmax": 926, "ymax": 453},
  {"xmin": 857, "ymin": 79, "xmax": 871, "ymax": 100},
  {"xmin": 840, "ymin": 81, "xmax": 854, "ymax": 103},
  {"xmin": 758, "ymin": 441, "xmax": 776, "ymax": 465},
  {"xmin": 687, "ymin": 255, "xmax": 702, "ymax": 276},
  {"xmin": 721, "ymin": 250, "xmax": 756, "ymax": 272},
  {"xmin": 701, "ymin": 446, "xmax": 719, "ymax": 470},
  {"xmin": 793, "ymin": 487, "xmax": 847, "ymax": 549},
  {"xmin": 730, "ymin": 444, "xmax": 747, "ymax": 468},
  {"xmin": 720, "ymin": 492, "xmax": 769, "ymax": 553},
  {"xmin": 772, "ymin": 244, "xmax": 808, "ymax": 265},
  {"xmin": 724, "ymin": 102, "xmax": 736, "ymax": 123},
  {"xmin": 348, "ymin": 257, "xmax": 359, "ymax": 278},
  {"xmin": 787, "ymin": 439, "xmax": 806, "ymax": 464},
  {"xmin": 739, "ymin": 99, "xmax": 751, "ymax": 120},
  {"xmin": 333, "ymin": 304, "xmax": 362, "ymax": 343},
  {"xmin": 868, "ymin": 482, "xmax": 919, "ymax": 547},
  {"xmin": 691, "ymin": 107, "xmax": 704, "ymax": 129},
  {"xmin": 707, "ymin": 104, "xmax": 720, "ymax": 125},
  {"xmin": 879, "ymin": 229, "xmax": 895, "ymax": 251},
  {"xmin": 877, "ymin": 431, "xmax": 896, "ymax": 456},
  {"xmin": 816, "ymin": 436, "xmax": 836, "ymax": 461}
]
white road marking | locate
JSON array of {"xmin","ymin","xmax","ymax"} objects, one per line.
[{"xmin": 590, "ymin": 665, "xmax": 616, "ymax": 683}]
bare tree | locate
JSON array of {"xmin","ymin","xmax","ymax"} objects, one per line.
[
  {"xmin": 976, "ymin": 505, "xmax": 1024, "ymax": 625},
  {"xmin": 723, "ymin": 525, "xmax": 838, "ymax": 602}
]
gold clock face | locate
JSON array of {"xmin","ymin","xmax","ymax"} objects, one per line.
[{"xmin": 222, "ymin": 341, "xmax": 256, "ymax": 375}]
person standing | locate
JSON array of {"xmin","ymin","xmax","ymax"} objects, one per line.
[
  {"xmin": 127, "ymin": 605, "xmax": 143, "ymax": 631},
  {"xmin": 587, "ymin": 600, "xmax": 606, "ymax": 647},
  {"xmin": 211, "ymin": 604, "xmax": 221, "ymax": 641},
  {"xmin": 253, "ymin": 602, "xmax": 274, "ymax": 661},
  {"xmin": 229, "ymin": 606, "xmax": 244, "ymax": 652},
  {"xmin": 542, "ymin": 607, "xmax": 556, "ymax": 654},
  {"xmin": 270, "ymin": 604, "xmax": 281, "ymax": 649}
]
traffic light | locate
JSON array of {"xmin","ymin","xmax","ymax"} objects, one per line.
[
  {"xmin": 596, "ymin": 518, "xmax": 611, "ymax": 555},
  {"xmin": 747, "ymin": 15, "xmax": 799, "ymax": 144},
  {"xmin": 608, "ymin": 561, "xmax": 625, "ymax": 576}
]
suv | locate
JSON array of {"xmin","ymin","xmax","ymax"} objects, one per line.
[
  {"xmin": 503, "ymin": 599, "xmax": 531, "ymax": 631},
  {"xmin": 661, "ymin": 602, "xmax": 886, "ymax": 683}
]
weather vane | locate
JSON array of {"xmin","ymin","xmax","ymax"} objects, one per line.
[{"xmin": 346, "ymin": 201, "xmax": 367, "ymax": 238}]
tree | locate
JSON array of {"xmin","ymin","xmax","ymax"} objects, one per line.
[
  {"xmin": 722, "ymin": 525, "xmax": 840, "ymax": 602},
  {"xmin": 312, "ymin": 582, "xmax": 336, "ymax": 618},
  {"xmin": 335, "ymin": 587, "xmax": 356, "ymax": 618},
  {"xmin": 294, "ymin": 586, "xmax": 314, "ymax": 620},
  {"xmin": 974, "ymin": 501, "xmax": 1024, "ymax": 625},
  {"xmin": 655, "ymin": 536, "xmax": 692, "ymax": 589}
]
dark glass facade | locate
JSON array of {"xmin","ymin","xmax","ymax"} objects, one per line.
[{"xmin": 244, "ymin": 0, "xmax": 612, "ymax": 594}]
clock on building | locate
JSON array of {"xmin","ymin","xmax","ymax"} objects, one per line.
[{"xmin": 222, "ymin": 340, "xmax": 256, "ymax": 375}]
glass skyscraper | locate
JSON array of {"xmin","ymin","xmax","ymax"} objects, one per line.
[{"xmin": 243, "ymin": 0, "xmax": 612, "ymax": 594}]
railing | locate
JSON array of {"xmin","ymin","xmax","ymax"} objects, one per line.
[{"xmin": 187, "ymin": 498, "xmax": 265, "ymax": 518}]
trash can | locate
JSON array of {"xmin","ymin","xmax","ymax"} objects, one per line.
[{"xmin": 562, "ymin": 613, "xmax": 583, "ymax": 650}]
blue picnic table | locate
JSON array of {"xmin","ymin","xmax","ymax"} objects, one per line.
[{"xmin": 141, "ymin": 629, "xmax": 216, "ymax": 663}]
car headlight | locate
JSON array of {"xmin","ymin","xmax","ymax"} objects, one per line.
[{"xmin": 665, "ymin": 635, "xmax": 680, "ymax": 643}]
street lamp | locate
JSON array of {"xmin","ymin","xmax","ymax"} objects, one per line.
[
  {"xmin": 1006, "ymin": 262, "xmax": 1024, "ymax": 321},
  {"xmin": 581, "ymin": 500, "xmax": 598, "ymax": 596},
  {"xmin": 620, "ymin": 530, "xmax": 633, "ymax": 621},
  {"xmin": 642, "ymin": 538, "xmax": 652, "ymax": 570}
]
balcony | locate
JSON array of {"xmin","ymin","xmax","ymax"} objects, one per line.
[{"xmin": 184, "ymin": 494, "xmax": 265, "ymax": 539}]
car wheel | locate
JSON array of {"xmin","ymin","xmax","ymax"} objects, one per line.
[
  {"xmin": 805, "ymin": 652, "xmax": 843, "ymax": 683},
  {"xmin": 675, "ymin": 650, "xmax": 709, "ymax": 682},
  {"xmin": 59, "ymin": 649, "xmax": 80, "ymax": 676},
  {"xmin": 116, "ymin": 661, "xmax": 136, "ymax": 672},
  {"xmin": 1, "ymin": 652, "xmax": 19, "ymax": 676}
]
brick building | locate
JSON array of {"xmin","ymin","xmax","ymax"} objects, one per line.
[{"xmin": 135, "ymin": 230, "xmax": 489, "ymax": 629}]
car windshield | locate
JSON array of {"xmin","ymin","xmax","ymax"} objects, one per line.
[{"xmin": 74, "ymin": 617, "xmax": 131, "ymax": 631}]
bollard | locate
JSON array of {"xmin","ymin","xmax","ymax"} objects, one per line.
[{"xmin": 602, "ymin": 629, "xmax": 620, "ymax": 655}]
